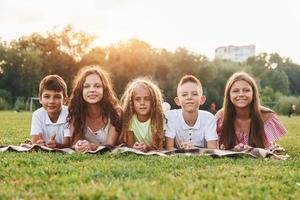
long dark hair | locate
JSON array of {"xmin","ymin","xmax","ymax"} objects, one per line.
[
  {"xmin": 68, "ymin": 65, "xmax": 122, "ymax": 141},
  {"xmin": 220, "ymin": 72, "xmax": 272, "ymax": 149}
]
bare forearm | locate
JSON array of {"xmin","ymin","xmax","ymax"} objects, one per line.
[
  {"xmin": 207, "ymin": 140, "xmax": 218, "ymax": 149},
  {"xmin": 54, "ymin": 143, "xmax": 70, "ymax": 148},
  {"xmin": 89, "ymin": 143, "xmax": 101, "ymax": 151}
]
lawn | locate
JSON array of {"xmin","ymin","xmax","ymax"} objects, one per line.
[{"xmin": 0, "ymin": 111, "xmax": 299, "ymax": 199}]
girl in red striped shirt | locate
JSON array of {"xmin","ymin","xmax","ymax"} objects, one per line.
[{"xmin": 215, "ymin": 72, "xmax": 287, "ymax": 150}]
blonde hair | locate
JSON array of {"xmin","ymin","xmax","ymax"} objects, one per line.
[
  {"xmin": 120, "ymin": 77, "xmax": 165, "ymax": 149},
  {"xmin": 177, "ymin": 75, "xmax": 203, "ymax": 95}
]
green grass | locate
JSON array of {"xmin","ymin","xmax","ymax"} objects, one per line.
[{"xmin": 0, "ymin": 111, "xmax": 299, "ymax": 200}]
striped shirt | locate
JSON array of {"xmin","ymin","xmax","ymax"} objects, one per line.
[{"xmin": 215, "ymin": 112, "xmax": 287, "ymax": 148}]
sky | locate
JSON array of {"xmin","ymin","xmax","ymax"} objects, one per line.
[{"xmin": 0, "ymin": 0, "xmax": 299, "ymax": 63}]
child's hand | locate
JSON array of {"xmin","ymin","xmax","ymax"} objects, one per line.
[
  {"xmin": 35, "ymin": 134, "xmax": 45, "ymax": 145},
  {"xmin": 233, "ymin": 143, "xmax": 251, "ymax": 150},
  {"xmin": 74, "ymin": 140, "xmax": 90, "ymax": 152},
  {"xmin": 47, "ymin": 134, "xmax": 57, "ymax": 148},
  {"xmin": 180, "ymin": 142, "xmax": 194, "ymax": 150},
  {"xmin": 133, "ymin": 142, "xmax": 147, "ymax": 152}
]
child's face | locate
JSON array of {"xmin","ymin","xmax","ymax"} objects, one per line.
[
  {"xmin": 230, "ymin": 80, "xmax": 253, "ymax": 109},
  {"xmin": 175, "ymin": 82, "xmax": 205, "ymax": 112},
  {"xmin": 82, "ymin": 73, "xmax": 104, "ymax": 105},
  {"xmin": 133, "ymin": 86, "xmax": 152, "ymax": 121},
  {"xmin": 39, "ymin": 89, "xmax": 65, "ymax": 116}
]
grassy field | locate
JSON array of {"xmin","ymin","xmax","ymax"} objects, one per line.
[{"xmin": 0, "ymin": 111, "xmax": 299, "ymax": 200}]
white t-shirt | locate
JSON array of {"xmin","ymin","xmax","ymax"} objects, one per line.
[
  {"xmin": 165, "ymin": 109, "xmax": 218, "ymax": 148},
  {"xmin": 30, "ymin": 105, "xmax": 71, "ymax": 144},
  {"xmin": 84, "ymin": 118, "xmax": 110, "ymax": 144}
]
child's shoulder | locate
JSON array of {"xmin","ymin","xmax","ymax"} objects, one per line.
[
  {"xmin": 33, "ymin": 106, "xmax": 46, "ymax": 116},
  {"xmin": 61, "ymin": 105, "xmax": 69, "ymax": 114},
  {"xmin": 197, "ymin": 110, "xmax": 215, "ymax": 122},
  {"xmin": 165, "ymin": 109, "xmax": 183, "ymax": 124},
  {"xmin": 165, "ymin": 109, "xmax": 181, "ymax": 118},
  {"xmin": 260, "ymin": 106, "xmax": 275, "ymax": 123}
]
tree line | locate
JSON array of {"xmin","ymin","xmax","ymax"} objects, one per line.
[{"xmin": 1, "ymin": 26, "xmax": 300, "ymax": 113}]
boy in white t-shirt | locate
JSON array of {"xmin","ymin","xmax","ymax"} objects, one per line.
[
  {"xmin": 165, "ymin": 75, "xmax": 218, "ymax": 150},
  {"xmin": 31, "ymin": 75, "xmax": 71, "ymax": 148}
]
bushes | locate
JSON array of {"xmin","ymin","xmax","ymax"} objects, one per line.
[
  {"xmin": 0, "ymin": 89, "xmax": 12, "ymax": 110},
  {"xmin": 0, "ymin": 98, "xmax": 10, "ymax": 110},
  {"xmin": 275, "ymin": 96, "xmax": 299, "ymax": 115},
  {"xmin": 260, "ymin": 87, "xmax": 283, "ymax": 110},
  {"xmin": 14, "ymin": 97, "xmax": 29, "ymax": 111}
]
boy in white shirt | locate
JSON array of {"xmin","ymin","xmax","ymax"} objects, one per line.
[
  {"xmin": 165, "ymin": 75, "xmax": 218, "ymax": 150},
  {"xmin": 31, "ymin": 75, "xmax": 71, "ymax": 148}
]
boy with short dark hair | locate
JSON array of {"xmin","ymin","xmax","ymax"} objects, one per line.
[
  {"xmin": 31, "ymin": 75, "xmax": 71, "ymax": 148},
  {"xmin": 165, "ymin": 75, "xmax": 218, "ymax": 150}
]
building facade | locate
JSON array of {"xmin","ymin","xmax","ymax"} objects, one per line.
[{"xmin": 215, "ymin": 45, "xmax": 255, "ymax": 62}]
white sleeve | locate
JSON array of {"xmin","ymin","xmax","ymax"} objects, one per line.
[
  {"xmin": 30, "ymin": 112, "xmax": 43, "ymax": 136},
  {"xmin": 63, "ymin": 123, "xmax": 71, "ymax": 137},
  {"xmin": 204, "ymin": 116, "xmax": 218, "ymax": 141},
  {"xmin": 165, "ymin": 117, "xmax": 176, "ymax": 139}
]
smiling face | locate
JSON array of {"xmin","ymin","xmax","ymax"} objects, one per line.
[
  {"xmin": 132, "ymin": 85, "xmax": 152, "ymax": 122},
  {"xmin": 230, "ymin": 80, "xmax": 253, "ymax": 109},
  {"xmin": 175, "ymin": 82, "xmax": 205, "ymax": 113},
  {"xmin": 39, "ymin": 89, "xmax": 65, "ymax": 118},
  {"xmin": 82, "ymin": 73, "xmax": 104, "ymax": 105}
]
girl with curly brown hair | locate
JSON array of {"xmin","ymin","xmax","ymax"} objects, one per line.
[{"xmin": 68, "ymin": 66, "xmax": 122, "ymax": 152}]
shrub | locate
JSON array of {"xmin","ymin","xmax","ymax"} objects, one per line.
[
  {"xmin": 275, "ymin": 96, "xmax": 298, "ymax": 115},
  {"xmin": 14, "ymin": 97, "xmax": 27, "ymax": 111},
  {"xmin": 260, "ymin": 86, "xmax": 283, "ymax": 111},
  {"xmin": 0, "ymin": 89, "xmax": 12, "ymax": 104},
  {"xmin": 0, "ymin": 97, "xmax": 10, "ymax": 110}
]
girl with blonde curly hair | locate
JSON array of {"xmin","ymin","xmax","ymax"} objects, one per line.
[{"xmin": 120, "ymin": 77, "xmax": 165, "ymax": 152}]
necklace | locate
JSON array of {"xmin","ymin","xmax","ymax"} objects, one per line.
[{"xmin": 86, "ymin": 115, "xmax": 107, "ymax": 132}]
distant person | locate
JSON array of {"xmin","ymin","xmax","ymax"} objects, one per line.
[
  {"xmin": 215, "ymin": 72, "xmax": 287, "ymax": 150},
  {"xmin": 31, "ymin": 75, "xmax": 71, "ymax": 148},
  {"xmin": 288, "ymin": 104, "xmax": 296, "ymax": 117},
  {"xmin": 68, "ymin": 66, "xmax": 122, "ymax": 152},
  {"xmin": 210, "ymin": 102, "xmax": 217, "ymax": 114},
  {"xmin": 165, "ymin": 75, "xmax": 218, "ymax": 150},
  {"xmin": 120, "ymin": 78, "xmax": 165, "ymax": 152}
]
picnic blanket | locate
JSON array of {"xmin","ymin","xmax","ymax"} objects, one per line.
[{"xmin": 0, "ymin": 143, "xmax": 288, "ymax": 160}]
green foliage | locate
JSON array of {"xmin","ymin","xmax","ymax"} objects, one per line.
[
  {"xmin": 275, "ymin": 96, "xmax": 298, "ymax": 115},
  {"xmin": 1, "ymin": 27, "xmax": 300, "ymax": 110},
  {"xmin": 0, "ymin": 89, "xmax": 12, "ymax": 102},
  {"xmin": 0, "ymin": 112, "xmax": 300, "ymax": 199},
  {"xmin": 278, "ymin": 63, "xmax": 300, "ymax": 95},
  {"xmin": 260, "ymin": 69, "xmax": 289, "ymax": 94},
  {"xmin": 0, "ymin": 97, "xmax": 10, "ymax": 110},
  {"xmin": 260, "ymin": 87, "xmax": 283, "ymax": 110},
  {"xmin": 14, "ymin": 97, "xmax": 29, "ymax": 111}
]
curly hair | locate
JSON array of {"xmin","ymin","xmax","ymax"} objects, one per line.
[
  {"xmin": 220, "ymin": 71, "xmax": 272, "ymax": 149},
  {"xmin": 120, "ymin": 77, "xmax": 165, "ymax": 149},
  {"xmin": 68, "ymin": 65, "xmax": 122, "ymax": 142}
]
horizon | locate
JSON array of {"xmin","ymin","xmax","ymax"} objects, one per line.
[{"xmin": 0, "ymin": 0, "xmax": 299, "ymax": 64}]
